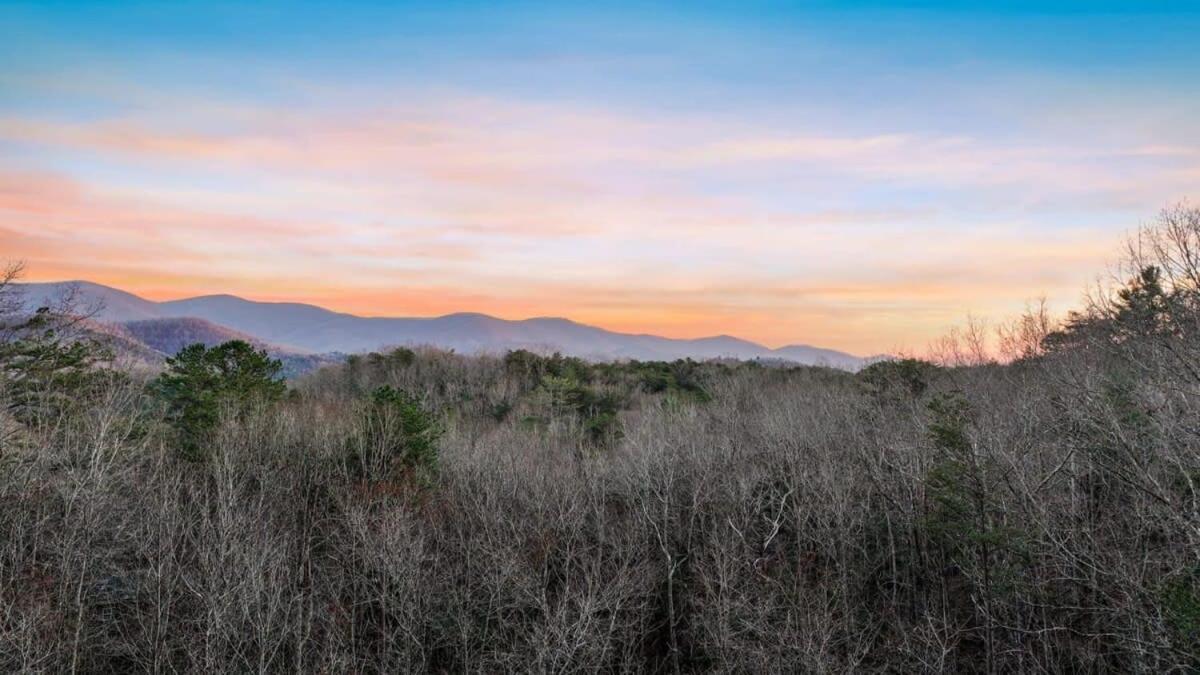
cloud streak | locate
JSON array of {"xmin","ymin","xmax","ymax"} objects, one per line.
[{"xmin": 2, "ymin": 3, "xmax": 1198, "ymax": 353}]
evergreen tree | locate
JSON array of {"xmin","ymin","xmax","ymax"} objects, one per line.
[
  {"xmin": 156, "ymin": 340, "xmax": 285, "ymax": 461},
  {"xmin": 351, "ymin": 385, "xmax": 441, "ymax": 483},
  {"xmin": 1114, "ymin": 265, "xmax": 1172, "ymax": 338}
]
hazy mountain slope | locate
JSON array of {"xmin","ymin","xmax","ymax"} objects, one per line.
[
  {"xmin": 159, "ymin": 295, "xmax": 348, "ymax": 352},
  {"xmin": 73, "ymin": 319, "xmax": 166, "ymax": 366},
  {"xmin": 18, "ymin": 280, "xmax": 163, "ymax": 321},
  {"xmin": 17, "ymin": 281, "xmax": 868, "ymax": 368},
  {"xmin": 122, "ymin": 317, "xmax": 285, "ymax": 357},
  {"xmin": 771, "ymin": 344, "xmax": 868, "ymax": 370},
  {"xmin": 120, "ymin": 317, "xmax": 338, "ymax": 377}
]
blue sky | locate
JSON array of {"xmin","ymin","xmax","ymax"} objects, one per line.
[{"xmin": 2, "ymin": 1, "xmax": 1198, "ymax": 352}]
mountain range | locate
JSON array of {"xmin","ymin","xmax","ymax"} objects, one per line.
[{"xmin": 16, "ymin": 281, "xmax": 871, "ymax": 370}]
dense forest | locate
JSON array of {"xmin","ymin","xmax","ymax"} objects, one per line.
[{"xmin": 2, "ymin": 205, "xmax": 1200, "ymax": 673}]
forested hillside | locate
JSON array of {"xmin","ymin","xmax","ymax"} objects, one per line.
[{"xmin": 1, "ymin": 207, "xmax": 1199, "ymax": 673}]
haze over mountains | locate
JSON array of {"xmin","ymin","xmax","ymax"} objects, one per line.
[{"xmin": 18, "ymin": 281, "xmax": 870, "ymax": 369}]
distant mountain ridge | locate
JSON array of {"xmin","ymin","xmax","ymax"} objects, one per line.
[{"xmin": 16, "ymin": 281, "xmax": 872, "ymax": 369}]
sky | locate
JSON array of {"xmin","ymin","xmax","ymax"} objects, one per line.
[{"xmin": 1, "ymin": 1, "xmax": 1198, "ymax": 355}]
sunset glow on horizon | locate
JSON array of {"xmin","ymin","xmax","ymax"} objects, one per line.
[{"xmin": 3, "ymin": 1, "xmax": 1198, "ymax": 354}]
